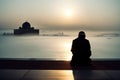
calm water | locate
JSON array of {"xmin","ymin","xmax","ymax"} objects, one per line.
[{"xmin": 0, "ymin": 30, "xmax": 120, "ymax": 60}]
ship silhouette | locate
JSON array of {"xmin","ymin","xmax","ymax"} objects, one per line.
[{"xmin": 14, "ymin": 22, "xmax": 39, "ymax": 35}]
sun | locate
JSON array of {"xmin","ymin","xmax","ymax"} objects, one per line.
[{"xmin": 65, "ymin": 9, "xmax": 73, "ymax": 17}]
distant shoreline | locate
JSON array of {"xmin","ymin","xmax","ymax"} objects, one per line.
[
  {"xmin": 2, "ymin": 32, "xmax": 70, "ymax": 37},
  {"xmin": 1, "ymin": 29, "xmax": 120, "ymax": 37}
]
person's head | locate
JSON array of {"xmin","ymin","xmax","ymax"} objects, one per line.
[{"xmin": 78, "ymin": 31, "xmax": 86, "ymax": 39}]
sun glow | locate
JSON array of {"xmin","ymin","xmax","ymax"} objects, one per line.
[{"xmin": 65, "ymin": 9, "xmax": 73, "ymax": 17}]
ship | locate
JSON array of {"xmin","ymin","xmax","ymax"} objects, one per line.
[{"xmin": 14, "ymin": 22, "xmax": 39, "ymax": 35}]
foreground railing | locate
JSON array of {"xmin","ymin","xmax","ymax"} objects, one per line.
[{"xmin": 0, "ymin": 58, "xmax": 120, "ymax": 70}]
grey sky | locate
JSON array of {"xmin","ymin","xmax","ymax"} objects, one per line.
[{"xmin": 0, "ymin": 0, "xmax": 120, "ymax": 31}]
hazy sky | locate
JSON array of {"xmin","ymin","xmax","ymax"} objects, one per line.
[{"xmin": 0, "ymin": 0, "xmax": 120, "ymax": 31}]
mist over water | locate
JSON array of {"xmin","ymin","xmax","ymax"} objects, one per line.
[{"xmin": 0, "ymin": 29, "xmax": 120, "ymax": 60}]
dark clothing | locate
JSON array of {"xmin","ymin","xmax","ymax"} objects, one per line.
[{"xmin": 71, "ymin": 37, "xmax": 91, "ymax": 66}]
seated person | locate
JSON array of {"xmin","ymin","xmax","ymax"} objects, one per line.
[{"xmin": 71, "ymin": 31, "xmax": 91, "ymax": 66}]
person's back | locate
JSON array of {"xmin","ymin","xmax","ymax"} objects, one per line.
[{"xmin": 71, "ymin": 31, "xmax": 91, "ymax": 66}]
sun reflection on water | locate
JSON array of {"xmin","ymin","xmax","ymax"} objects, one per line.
[
  {"xmin": 63, "ymin": 42, "xmax": 72, "ymax": 61},
  {"xmin": 37, "ymin": 70, "xmax": 74, "ymax": 80}
]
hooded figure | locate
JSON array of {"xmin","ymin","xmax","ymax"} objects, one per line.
[{"xmin": 71, "ymin": 31, "xmax": 91, "ymax": 66}]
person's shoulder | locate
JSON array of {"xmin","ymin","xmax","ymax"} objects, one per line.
[
  {"xmin": 73, "ymin": 38, "xmax": 78, "ymax": 41},
  {"xmin": 72, "ymin": 38, "xmax": 78, "ymax": 43},
  {"xmin": 85, "ymin": 39, "xmax": 89, "ymax": 42}
]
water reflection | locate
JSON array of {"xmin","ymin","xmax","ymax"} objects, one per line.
[
  {"xmin": 63, "ymin": 41, "xmax": 72, "ymax": 61},
  {"xmin": 28, "ymin": 70, "xmax": 74, "ymax": 80},
  {"xmin": 0, "ymin": 36, "xmax": 120, "ymax": 59}
]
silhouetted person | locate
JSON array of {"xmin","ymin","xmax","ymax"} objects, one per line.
[{"xmin": 71, "ymin": 31, "xmax": 91, "ymax": 66}]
